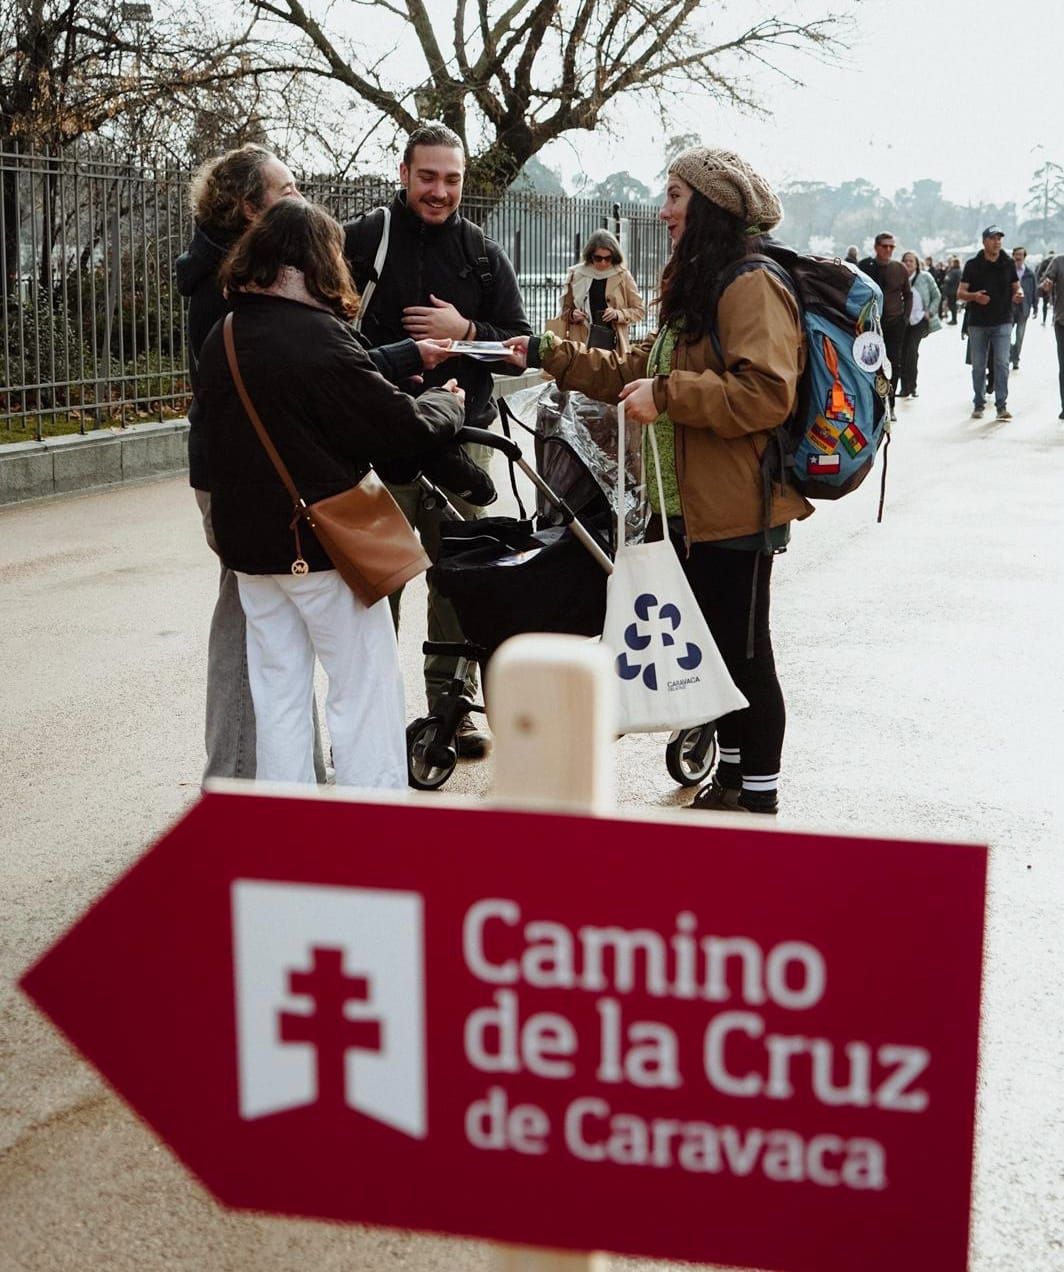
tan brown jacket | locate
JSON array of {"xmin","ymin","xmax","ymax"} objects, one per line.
[
  {"xmin": 559, "ymin": 265, "xmax": 646, "ymax": 354},
  {"xmin": 540, "ymin": 267, "xmax": 813, "ymax": 542}
]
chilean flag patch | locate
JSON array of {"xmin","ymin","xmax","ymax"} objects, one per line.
[{"xmin": 807, "ymin": 453, "xmax": 842, "ymax": 475}]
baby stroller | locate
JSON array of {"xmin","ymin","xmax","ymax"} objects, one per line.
[{"xmin": 405, "ymin": 394, "xmax": 718, "ymax": 791}]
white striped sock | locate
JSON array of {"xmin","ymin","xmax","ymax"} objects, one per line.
[
  {"xmin": 742, "ymin": 772, "xmax": 779, "ymax": 793},
  {"xmin": 719, "ymin": 747, "xmax": 741, "ymax": 767}
]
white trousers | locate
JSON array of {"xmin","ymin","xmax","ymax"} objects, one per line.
[{"xmin": 236, "ymin": 570, "xmax": 407, "ymax": 790}]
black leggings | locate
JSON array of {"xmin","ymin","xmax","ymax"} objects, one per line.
[{"xmin": 670, "ymin": 531, "xmax": 786, "ymax": 777}]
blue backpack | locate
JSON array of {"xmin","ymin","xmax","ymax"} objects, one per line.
[{"xmin": 712, "ymin": 240, "xmax": 890, "ymax": 521}]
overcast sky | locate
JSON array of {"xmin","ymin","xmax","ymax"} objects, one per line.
[{"xmin": 530, "ymin": 0, "xmax": 1058, "ymax": 211}]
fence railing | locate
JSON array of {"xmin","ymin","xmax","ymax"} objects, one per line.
[{"xmin": 1, "ymin": 148, "xmax": 669, "ymax": 443}]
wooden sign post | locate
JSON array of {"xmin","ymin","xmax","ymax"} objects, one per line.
[{"xmin": 488, "ymin": 635, "xmax": 616, "ymax": 1272}]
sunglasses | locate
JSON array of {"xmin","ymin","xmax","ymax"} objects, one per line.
[{"xmin": 592, "ymin": 253, "xmax": 614, "ymax": 262}]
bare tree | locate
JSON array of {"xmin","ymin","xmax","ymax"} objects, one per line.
[
  {"xmin": 0, "ymin": 0, "xmax": 313, "ymax": 288},
  {"xmin": 247, "ymin": 0, "xmax": 846, "ymax": 193},
  {"xmin": 1027, "ymin": 161, "xmax": 1064, "ymax": 251}
]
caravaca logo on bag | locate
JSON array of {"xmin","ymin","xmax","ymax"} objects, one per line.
[
  {"xmin": 616, "ymin": 591, "xmax": 702, "ymax": 691},
  {"xmin": 231, "ymin": 881, "xmax": 427, "ymax": 1137}
]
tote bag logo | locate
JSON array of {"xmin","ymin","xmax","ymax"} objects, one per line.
[
  {"xmin": 231, "ymin": 880, "xmax": 426, "ymax": 1137},
  {"xmin": 615, "ymin": 591, "xmax": 703, "ymax": 691}
]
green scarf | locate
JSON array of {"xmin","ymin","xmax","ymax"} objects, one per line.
[{"xmin": 644, "ymin": 324, "xmax": 682, "ymax": 517}]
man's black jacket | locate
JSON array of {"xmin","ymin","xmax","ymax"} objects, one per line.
[{"xmin": 344, "ymin": 192, "xmax": 532, "ymax": 430}]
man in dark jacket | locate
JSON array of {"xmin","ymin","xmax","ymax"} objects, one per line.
[
  {"xmin": 858, "ymin": 231, "xmax": 911, "ymax": 421},
  {"xmin": 958, "ymin": 227, "xmax": 1024, "ymax": 420},
  {"xmin": 344, "ymin": 122, "xmax": 532, "ymax": 757},
  {"xmin": 1010, "ymin": 246, "xmax": 1037, "ymax": 370}
]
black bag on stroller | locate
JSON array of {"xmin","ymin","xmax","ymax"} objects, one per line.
[{"xmin": 430, "ymin": 515, "xmax": 608, "ymax": 663}]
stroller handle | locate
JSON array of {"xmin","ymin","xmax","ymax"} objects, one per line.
[{"xmin": 456, "ymin": 425, "xmax": 522, "ymax": 462}]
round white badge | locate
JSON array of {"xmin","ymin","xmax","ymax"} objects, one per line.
[{"xmin": 853, "ymin": 331, "xmax": 885, "ymax": 372}]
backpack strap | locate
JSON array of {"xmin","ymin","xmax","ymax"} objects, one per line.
[
  {"xmin": 352, "ymin": 207, "xmax": 390, "ymax": 333},
  {"xmin": 459, "ymin": 218, "xmax": 494, "ymax": 308}
]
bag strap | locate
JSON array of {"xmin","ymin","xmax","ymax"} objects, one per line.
[
  {"xmin": 222, "ymin": 312, "xmax": 305, "ymax": 514},
  {"xmin": 616, "ymin": 401, "xmax": 668, "ymax": 552},
  {"xmin": 353, "ymin": 206, "xmax": 391, "ymax": 333},
  {"xmin": 495, "ymin": 398, "xmax": 528, "ymax": 521}
]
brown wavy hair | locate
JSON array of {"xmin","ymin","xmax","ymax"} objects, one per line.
[
  {"xmin": 220, "ymin": 200, "xmax": 361, "ymax": 319},
  {"xmin": 188, "ymin": 144, "xmax": 275, "ymax": 234}
]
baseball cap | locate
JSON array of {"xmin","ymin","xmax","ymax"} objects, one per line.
[{"xmin": 982, "ymin": 225, "xmax": 1005, "ymax": 238}]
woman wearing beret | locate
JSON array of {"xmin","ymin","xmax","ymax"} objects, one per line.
[
  {"xmin": 556, "ymin": 230, "xmax": 646, "ymax": 353},
  {"xmin": 506, "ymin": 147, "xmax": 811, "ymax": 815}
]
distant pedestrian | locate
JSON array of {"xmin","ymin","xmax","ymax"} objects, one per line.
[
  {"xmin": 1038, "ymin": 254, "xmax": 1064, "ymax": 419},
  {"xmin": 845, "ymin": 244, "xmax": 859, "ymax": 264},
  {"xmin": 1036, "ymin": 250, "xmax": 1056, "ymax": 325},
  {"xmin": 957, "ymin": 226, "xmax": 1024, "ymax": 421},
  {"xmin": 859, "ymin": 232, "xmax": 912, "ymax": 419},
  {"xmin": 555, "ymin": 230, "xmax": 645, "ymax": 352},
  {"xmin": 942, "ymin": 256, "xmax": 962, "ymax": 324},
  {"xmin": 1009, "ymin": 246, "xmax": 1037, "ymax": 370},
  {"xmin": 898, "ymin": 251, "xmax": 941, "ymax": 399}
]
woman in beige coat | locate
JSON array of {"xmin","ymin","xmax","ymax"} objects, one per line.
[{"xmin": 557, "ymin": 231, "xmax": 645, "ymax": 353}]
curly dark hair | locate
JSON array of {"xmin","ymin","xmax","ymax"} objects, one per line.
[
  {"xmin": 188, "ymin": 144, "xmax": 278, "ymax": 235},
  {"xmin": 658, "ymin": 191, "xmax": 761, "ymax": 341},
  {"xmin": 219, "ymin": 200, "xmax": 361, "ymax": 319}
]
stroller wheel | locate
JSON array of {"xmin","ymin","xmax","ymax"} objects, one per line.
[
  {"xmin": 407, "ymin": 716, "xmax": 458, "ymax": 791},
  {"xmin": 665, "ymin": 723, "xmax": 718, "ymax": 787}
]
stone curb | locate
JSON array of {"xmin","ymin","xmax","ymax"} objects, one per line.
[{"xmin": 0, "ymin": 418, "xmax": 190, "ymax": 505}]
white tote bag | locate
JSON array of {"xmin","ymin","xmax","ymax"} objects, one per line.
[{"xmin": 602, "ymin": 404, "xmax": 748, "ymax": 733}]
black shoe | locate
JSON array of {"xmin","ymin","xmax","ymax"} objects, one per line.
[
  {"xmin": 690, "ymin": 778, "xmax": 741, "ymax": 811},
  {"xmin": 691, "ymin": 779, "xmax": 777, "ymax": 815},
  {"xmin": 1058, "ymin": 410, "xmax": 1064, "ymax": 420},
  {"xmin": 910, "ymin": 389, "xmax": 919, "ymax": 398},
  {"xmin": 971, "ymin": 406, "xmax": 985, "ymax": 419},
  {"xmin": 455, "ymin": 714, "xmax": 492, "ymax": 759}
]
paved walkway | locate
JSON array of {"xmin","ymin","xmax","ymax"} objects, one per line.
[{"xmin": 2, "ymin": 325, "xmax": 1063, "ymax": 1269}]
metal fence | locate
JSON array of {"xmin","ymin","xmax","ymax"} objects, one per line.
[{"xmin": 1, "ymin": 148, "xmax": 669, "ymax": 442}]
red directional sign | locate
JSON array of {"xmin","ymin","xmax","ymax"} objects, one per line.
[{"xmin": 21, "ymin": 790, "xmax": 986, "ymax": 1272}]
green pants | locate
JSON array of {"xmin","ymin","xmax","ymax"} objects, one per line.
[{"xmin": 387, "ymin": 442, "xmax": 492, "ymax": 712}]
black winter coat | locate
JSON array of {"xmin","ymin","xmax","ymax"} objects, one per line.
[
  {"xmin": 176, "ymin": 222, "xmax": 429, "ymax": 490},
  {"xmin": 198, "ymin": 292, "xmax": 468, "ymax": 575},
  {"xmin": 344, "ymin": 193, "xmax": 531, "ymax": 430}
]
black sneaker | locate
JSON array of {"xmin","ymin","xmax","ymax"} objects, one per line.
[
  {"xmin": 971, "ymin": 406, "xmax": 984, "ymax": 419},
  {"xmin": 691, "ymin": 780, "xmax": 778, "ymax": 815},
  {"xmin": 690, "ymin": 778, "xmax": 741, "ymax": 811},
  {"xmin": 455, "ymin": 714, "xmax": 492, "ymax": 759},
  {"xmin": 997, "ymin": 406, "xmax": 1012, "ymax": 421}
]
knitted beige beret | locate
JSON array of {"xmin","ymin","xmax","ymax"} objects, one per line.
[{"xmin": 668, "ymin": 147, "xmax": 782, "ymax": 231}]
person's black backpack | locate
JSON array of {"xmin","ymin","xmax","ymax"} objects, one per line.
[{"xmin": 344, "ymin": 206, "xmax": 493, "ymax": 331}]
